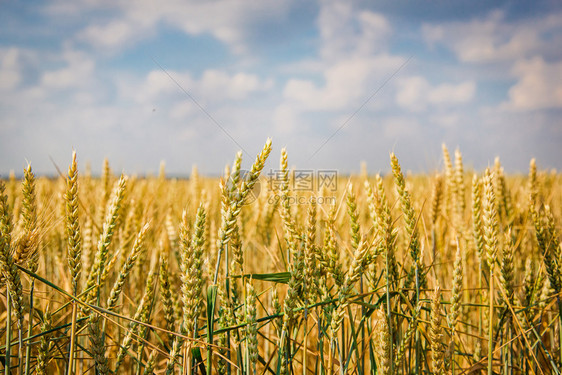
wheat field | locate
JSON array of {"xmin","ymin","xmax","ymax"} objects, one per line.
[{"xmin": 1, "ymin": 139, "xmax": 561, "ymax": 374}]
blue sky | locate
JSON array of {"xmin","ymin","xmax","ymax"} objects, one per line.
[{"xmin": 1, "ymin": 0, "xmax": 562, "ymax": 176}]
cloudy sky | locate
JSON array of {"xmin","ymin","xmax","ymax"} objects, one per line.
[{"xmin": 1, "ymin": 0, "xmax": 562, "ymax": 176}]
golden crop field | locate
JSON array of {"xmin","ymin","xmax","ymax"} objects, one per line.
[{"xmin": 1, "ymin": 139, "xmax": 561, "ymax": 374}]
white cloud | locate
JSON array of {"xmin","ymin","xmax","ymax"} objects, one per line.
[
  {"xmin": 383, "ymin": 116, "xmax": 420, "ymax": 138},
  {"xmin": 77, "ymin": 20, "xmax": 145, "ymax": 50},
  {"xmin": 317, "ymin": 1, "xmax": 390, "ymax": 60},
  {"xmin": 0, "ymin": 48, "xmax": 22, "ymax": 90},
  {"xmin": 130, "ymin": 70, "xmax": 189, "ymax": 104},
  {"xmin": 284, "ymin": 54, "xmax": 404, "ymax": 111},
  {"xmin": 429, "ymin": 113, "xmax": 460, "ymax": 128},
  {"xmin": 170, "ymin": 102, "xmax": 197, "ymax": 121},
  {"xmin": 279, "ymin": 1, "xmax": 402, "ymax": 115},
  {"xmin": 422, "ymin": 8, "xmax": 562, "ymax": 113},
  {"xmin": 69, "ymin": 0, "xmax": 296, "ymax": 54},
  {"xmin": 198, "ymin": 70, "xmax": 273, "ymax": 100},
  {"xmin": 317, "ymin": 1, "xmax": 354, "ymax": 60},
  {"xmin": 428, "ymin": 81, "xmax": 476, "ymax": 104},
  {"xmin": 128, "ymin": 68, "xmax": 272, "ymax": 109},
  {"xmin": 356, "ymin": 11, "xmax": 392, "ymax": 55},
  {"xmin": 272, "ymin": 103, "xmax": 300, "ymax": 134},
  {"xmin": 502, "ymin": 57, "xmax": 562, "ymax": 111},
  {"xmin": 395, "ymin": 76, "xmax": 430, "ymax": 112},
  {"xmin": 396, "ymin": 76, "xmax": 475, "ymax": 111},
  {"xmin": 422, "ymin": 10, "xmax": 562, "ymax": 63},
  {"xmin": 40, "ymin": 50, "xmax": 95, "ymax": 89}
]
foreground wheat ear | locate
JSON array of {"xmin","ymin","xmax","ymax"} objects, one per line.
[{"xmin": 1, "ymin": 142, "xmax": 561, "ymax": 375}]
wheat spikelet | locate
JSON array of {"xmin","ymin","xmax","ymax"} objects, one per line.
[
  {"xmin": 0, "ymin": 181, "xmax": 24, "ymax": 330},
  {"xmin": 279, "ymin": 148, "xmax": 299, "ymax": 263},
  {"xmin": 246, "ymin": 282, "xmax": 258, "ymax": 375},
  {"xmin": 394, "ymin": 303, "xmax": 420, "ymax": 370},
  {"xmin": 279, "ymin": 241, "xmax": 305, "ymax": 375},
  {"xmin": 8, "ymin": 170, "xmax": 17, "ymax": 215},
  {"xmin": 528, "ymin": 158, "xmax": 538, "ymax": 207},
  {"xmin": 430, "ymin": 286, "xmax": 445, "ymax": 375},
  {"xmin": 14, "ymin": 164, "xmax": 39, "ymax": 271},
  {"xmin": 533, "ymin": 205, "xmax": 561, "ymax": 293},
  {"xmin": 496, "ymin": 165, "xmax": 513, "ymax": 222},
  {"xmin": 310, "ymin": 198, "xmax": 330, "ymax": 276},
  {"xmin": 217, "ymin": 282, "xmax": 238, "ymax": 375},
  {"xmin": 372, "ymin": 307, "xmax": 390, "ymax": 375},
  {"xmin": 115, "ymin": 268, "xmax": 157, "ymax": 373},
  {"xmin": 99, "ymin": 158, "xmax": 112, "ymax": 218},
  {"xmin": 374, "ymin": 174, "xmax": 398, "ymax": 286},
  {"xmin": 134, "ymin": 267, "xmax": 157, "ymax": 371},
  {"xmin": 35, "ymin": 309, "xmax": 52, "ymax": 375},
  {"xmin": 391, "ymin": 153, "xmax": 421, "ymax": 263},
  {"xmin": 442, "ymin": 144, "xmax": 455, "ymax": 218},
  {"xmin": 228, "ymin": 151, "xmax": 243, "ymax": 202},
  {"xmin": 500, "ymin": 229, "xmax": 515, "ymax": 306},
  {"xmin": 454, "ymin": 149, "xmax": 466, "ymax": 230},
  {"xmin": 346, "ymin": 183, "xmax": 361, "ymax": 251},
  {"xmin": 431, "ymin": 174, "xmax": 444, "ymax": 227},
  {"xmin": 88, "ymin": 312, "xmax": 110, "ymax": 375},
  {"xmin": 521, "ymin": 257, "xmax": 536, "ymax": 312},
  {"xmin": 106, "ymin": 222, "xmax": 150, "ymax": 310},
  {"xmin": 325, "ymin": 203, "xmax": 344, "ymax": 287},
  {"xmin": 230, "ymin": 223, "xmax": 243, "ymax": 275},
  {"xmin": 142, "ymin": 349, "xmax": 157, "ymax": 375},
  {"xmin": 391, "ymin": 153, "xmax": 425, "ymax": 293},
  {"xmin": 190, "ymin": 164, "xmax": 200, "ymax": 202},
  {"xmin": 81, "ymin": 215, "xmax": 94, "ymax": 287},
  {"xmin": 331, "ymin": 238, "xmax": 371, "ymax": 335},
  {"xmin": 65, "ymin": 151, "xmax": 82, "ymax": 296},
  {"xmin": 84, "ymin": 174, "xmax": 128, "ymax": 304},
  {"xmin": 159, "ymin": 251, "xmax": 175, "ymax": 346},
  {"xmin": 216, "ymin": 139, "xmax": 272, "ymax": 284},
  {"xmin": 482, "ymin": 169, "xmax": 498, "ymax": 270},
  {"xmin": 180, "ymin": 204, "xmax": 206, "ymax": 337},
  {"xmin": 304, "ymin": 200, "xmax": 321, "ymax": 302},
  {"xmin": 271, "ymin": 287, "xmax": 282, "ymax": 326},
  {"xmin": 449, "ymin": 240, "xmax": 463, "ymax": 336},
  {"xmin": 165, "ymin": 211, "xmax": 178, "ymax": 253},
  {"xmin": 472, "ymin": 174, "xmax": 485, "ymax": 263}
]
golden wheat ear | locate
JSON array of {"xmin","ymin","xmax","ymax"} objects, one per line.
[
  {"xmin": 65, "ymin": 151, "xmax": 82, "ymax": 296},
  {"xmin": 430, "ymin": 285, "xmax": 445, "ymax": 375},
  {"xmin": 0, "ymin": 181, "xmax": 25, "ymax": 332},
  {"xmin": 245, "ymin": 281, "xmax": 258, "ymax": 375},
  {"xmin": 372, "ymin": 307, "xmax": 391, "ymax": 375}
]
